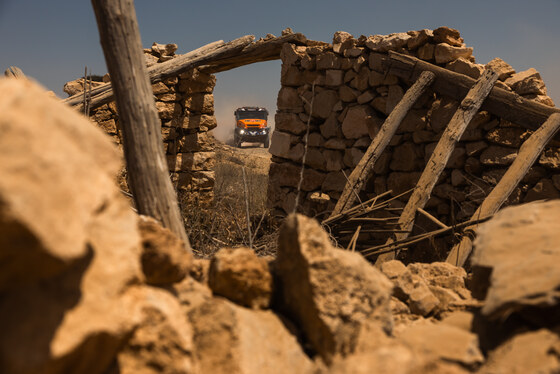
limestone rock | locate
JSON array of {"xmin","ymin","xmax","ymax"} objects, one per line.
[
  {"xmin": 524, "ymin": 93, "xmax": 555, "ymax": 107},
  {"xmin": 320, "ymin": 113, "xmax": 342, "ymax": 139},
  {"xmin": 332, "ymin": 31, "xmax": 353, "ymax": 54},
  {"xmin": 472, "ymin": 201, "xmax": 560, "ymax": 319},
  {"xmin": 184, "ymin": 93, "xmax": 214, "ymax": 114},
  {"xmin": 505, "ymin": 68, "xmax": 547, "ymax": 96},
  {"xmin": 486, "ymin": 57, "xmax": 515, "ymax": 81},
  {"xmin": 0, "ymin": 79, "xmax": 145, "ymax": 374},
  {"xmin": 390, "ymin": 142, "xmax": 423, "ymax": 171},
  {"xmin": 269, "ymin": 130, "xmax": 296, "ymax": 159},
  {"xmin": 446, "ymin": 57, "xmax": 484, "ymax": 79},
  {"xmin": 485, "ymin": 127, "xmax": 528, "ymax": 147},
  {"xmin": 434, "ymin": 43, "xmax": 473, "ymax": 64},
  {"xmin": 387, "ymin": 172, "xmax": 422, "ymax": 195},
  {"xmin": 313, "ymin": 89, "xmax": 339, "ymax": 119},
  {"xmin": 386, "ymin": 84, "xmax": 404, "ymax": 113},
  {"xmin": 167, "ymin": 151, "xmax": 215, "ymax": 172},
  {"xmin": 343, "ymin": 147, "xmax": 365, "ymax": 168},
  {"xmin": 316, "ymin": 52, "xmax": 341, "ymax": 70},
  {"xmin": 156, "ymin": 101, "xmax": 182, "ymax": 120},
  {"xmin": 208, "ymin": 247, "xmax": 272, "ymax": 309},
  {"xmin": 397, "ymin": 322, "xmax": 484, "ymax": 367},
  {"xmin": 393, "ymin": 269, "xmax": 440, "ymax": 316},
  {"xmin": 524, "ymin": 178, "xmax": 560, "ymax": 202},
  {"xmin": 339, "ymin": 85, "xmax": 360, "ymax": 102},
  {"xmin": 276, "ymin": 214, "xmax": 393, "ymax": 362},
  {"xmin": 177, "ymin": 69, "xmax": 216, "ymax": 94},
  {"xmin": 107, "ymin": 286, "xmax": 196, "ymax": 374},
  {"xmin": 268, "ymin": 162, "xmax": 325, "ymax": 191},
  {"xmin": 429, "ymin": 97, "xmax": 459, "ymax": 132},
  {"xmin": 277, "ymin": 87, "xmax": 303, "ymax": 112},
  {"xmin": 479, "ymin": 329, "xmax": 560, "ymax": 374},
  {"xmin": 188, "ymin": 298, "xmax": 314, "ymax": 374},
  {"xmin": 275, "ymin": 112, "xmax": 307, "ymax": 135},
  {"xmin": 433, "ymin": 26, "xmax": 464, "ymax": 47},
  {"xmin": 0, "ymin": 78, "xmax": 123, "ymax": 290},
  {"xmin": 479, "ymin": 145, "xmax": 517, "ymax": 166},
  {"xmin": 407, "ymin": 29, "xmax": 433, "ymax": 50},
  {"xmin": 341, "ymin": 105, "xmax": 382, "ymax": 139},
  {"xmin": 418, "ymin": 43, "xmax": 436, "ymax": 61},
  {"xmin": 325, "ymin": 69, "xmax": 344, "ymax": 87},
  {"xmin": 539, "ymin": 147, "xmax": 560, "ymax": 170},
  {"xmin": 380, "ymin": 260, "xmax": 408, "ymax": 280},
  {"xmin": 408, "ymin": 262, "xmax": 472, "ymax": 301},
  {"xmin": 172, "ymin": 113, "xmax": 217, "ymax": 130},
  {"xmin": 63, "ymin": 77, "xmax": 104, "ymax": 96},
  {"xmin": 151, "ymin": 42, "xmax": 178, "ymax": 57},
  {"xmin": 138, "ymin": 215, "xmax": 192, "ymax": 286},
  {"xmin": 365, "ymin": 32, "xmax": 411, "ymax": 52}
]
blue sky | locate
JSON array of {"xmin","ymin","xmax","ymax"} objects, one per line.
[{"xmin": 1, "ymin": 0, "xmax": 559, "ymax": 141}]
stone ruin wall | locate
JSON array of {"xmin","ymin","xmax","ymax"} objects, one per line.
[
  {"xmin": 66, "ymin": 43, "xmax": 218, "ymax": 204},
  {"xmin": 267, "ymin": 27, "xmax": 559, "ymax": 224}
]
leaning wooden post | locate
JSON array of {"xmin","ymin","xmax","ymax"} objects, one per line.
[
  {"xmin": 330, "ymin": 71, "xmax": 436, "ymax": 217},
  {"xmin": 376, "ymin": 69, "xmax": 499, "ymax": 265},
  {"xmin": 446, "ymin": 112, "xmax": 560, "ymax": 267},
  {"xmin": 91, "ymin": 0, "xmax": 192, "ymax": 251}
]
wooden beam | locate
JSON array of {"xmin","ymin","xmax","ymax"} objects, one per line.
[
  {"xmin": 202, "ymin": 33, "xmax": 308, "ymax": 73},
  {"xmin": 91, "ymin": 0, "xmax": 192, "ymax": 251},
  {"xmin": 63, "ymin": 33, "xmax": 308, "ymax": 112},
  {"xmin": 378, "ymin": 51, "xmax": 560, "ymax": 132},
  {"xmin": 63, "ymin": 35, "xmax": 255, "ymax": 111},
  {"xmin": 446, "ymin": 112, "xmax": 560, "ymax": 267},
  {"xmin": 375, "ymin": 69, "xmax": 499, "ymax": 265},
  {"xmin": 330, "ymin": 70, "xmax": 436, "ymax": 217}
]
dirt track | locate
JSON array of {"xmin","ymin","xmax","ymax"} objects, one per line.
[{"xmin": 214, "ymin": 141, "xmax": 271, "ymax": 175}]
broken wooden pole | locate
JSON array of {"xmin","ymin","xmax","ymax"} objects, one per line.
[
  {"xmin": 330, "ymin": 70, "xmax": 436, "ymax": 217},
  {"xmin": 91, "ymin": 0, "xmax": 192, "ymax": 251},
  {"xmin": 446, "ymin": 112, "xmax": 560, "ymax": 267},
  {"xmin": 378, "ymin": 51, "xmax": 560, "ymax": 134},
  {"xmin": 375, "ymin": 68, "xmax": 499, "ymax": 265},
  {"xmin": 63, "ymin": 34, "xmax": 255, "ymax": 111}
]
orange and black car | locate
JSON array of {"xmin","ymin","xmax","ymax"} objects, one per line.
[{"xmin": 233, "ymin": 106, "xmax": 270, "ymax": 148}]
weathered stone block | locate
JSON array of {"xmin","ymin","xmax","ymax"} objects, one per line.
[{"xmin": 434, "ymin": 43, "xmax": 473, "ymax": 64}]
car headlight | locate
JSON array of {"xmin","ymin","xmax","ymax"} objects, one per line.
[{"xmin": 239, "ymin": 129, "xmax": 245, "ymax": 135}]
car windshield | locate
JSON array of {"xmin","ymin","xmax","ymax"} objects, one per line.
[{"xmin": 236, "ymin": 111, "xmax": 267, "ymax": 120}]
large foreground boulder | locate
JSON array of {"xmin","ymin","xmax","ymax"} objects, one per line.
[
  {"xmin": 0, "ymin": 78, "xmax": 193, "ymax": 374},
  {"xmin": 471, "ymin": 200, "xmax": 560, "ymax": 319},
  {"xmin": 0, "ymin": 78, "xmax": 123, "ymax": 290},
  {"xmin": 275, "ymin": 214, "xmax": 393, "ymax": 363}
]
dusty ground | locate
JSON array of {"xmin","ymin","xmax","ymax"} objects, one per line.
[{"xmin": 214, "ymin": 140, "xmax": 271, "ymax": 175}]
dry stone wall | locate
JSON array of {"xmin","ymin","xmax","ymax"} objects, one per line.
[
  {"xmin": 268, "ymin": 27, "xmax": 558, "ymax": 224},
  {"xmin": 65, "ymin": 42, "xmax": 218, "ymax": 203}
]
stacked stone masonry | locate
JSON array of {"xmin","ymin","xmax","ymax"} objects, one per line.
[
  {"xmin": 65, "ymin": 42, "xmax": 217, "ymax": 202},
  {"xmin": 267, "ymin": 27, "xmax": 558, "ymax": 226}
]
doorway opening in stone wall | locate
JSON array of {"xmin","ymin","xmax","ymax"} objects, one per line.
[{"xmin": 183, "ymin": 61, "xmax": 280, "ymax": 257}]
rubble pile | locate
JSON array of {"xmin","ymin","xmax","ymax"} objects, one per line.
[
  {"xmin": 268, "ymin": 27, "xmax": 558, "ymax": 224},
  {"xmin": 1, "ymin": 77, "xmax": 559, "ymax": 373},
  {"xmin": 63, "ymin": 42, "xmax": 217, "ymax": 202}
]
